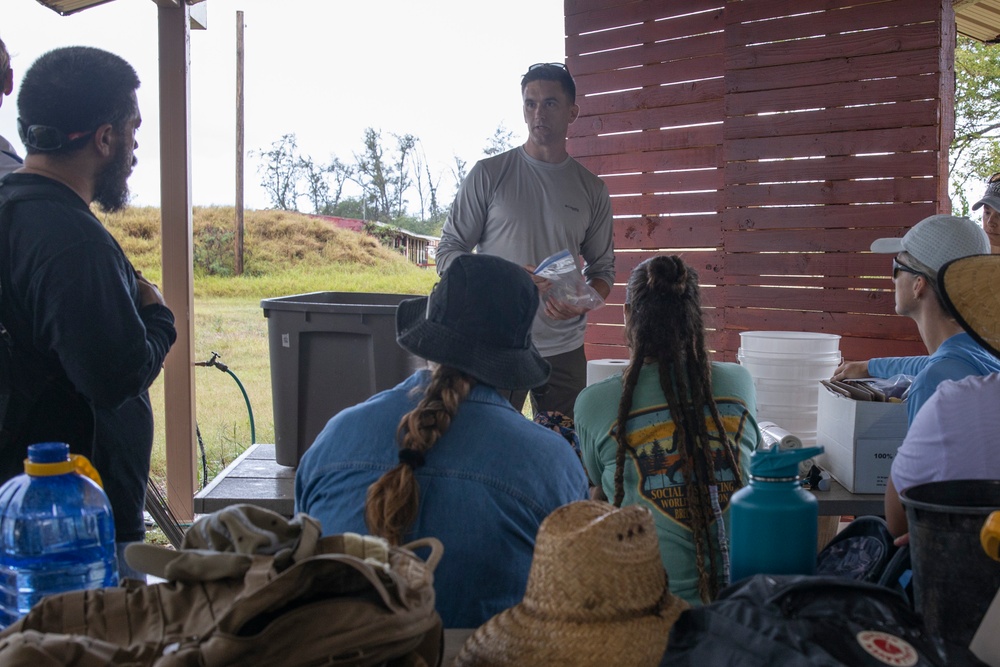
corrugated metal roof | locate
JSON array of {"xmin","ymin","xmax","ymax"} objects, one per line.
[
  {"xmin": 956, "ymin": 0, "xmax": 1000, "ymax": 42},
  {"xmin": 33, "ymin": 0, "xmax": 118, "ymax": 16}
]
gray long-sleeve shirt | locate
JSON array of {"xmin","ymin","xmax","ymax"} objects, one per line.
[{"xmin": 437, "ymin": 146, "xmax": 615, "ymax": 357}]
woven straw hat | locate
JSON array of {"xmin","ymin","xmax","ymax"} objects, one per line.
[
  {"xmin": 453, "ymin": 500, "xmax": 689, "ymax": 667},
  {"xmin": 939, "ymin": 254, "xmax": 1000, "ymax": 358}
]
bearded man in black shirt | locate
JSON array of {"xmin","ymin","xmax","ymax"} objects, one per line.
[{"xmin": 0, "ymin": 47, "xmax": 177, "ymax": 579}]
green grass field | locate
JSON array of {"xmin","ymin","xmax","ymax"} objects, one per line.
[{"xmin": 97, "ymin": 206, "xmax": 439, "ymax": 492}]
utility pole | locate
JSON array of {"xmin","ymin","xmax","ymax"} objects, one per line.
[{"xmin": 235, "ymin": 10, "xmax": 245, "ymax": 275}]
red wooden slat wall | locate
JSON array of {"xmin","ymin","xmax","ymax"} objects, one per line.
[{"xmin": 566, "ymin": 0, "xmax": 955, "ymax": 363}]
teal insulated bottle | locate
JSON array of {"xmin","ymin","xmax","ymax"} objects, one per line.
[{"xmin": 729, "ymin": 443, "xmax": 824, "ymax": 584}]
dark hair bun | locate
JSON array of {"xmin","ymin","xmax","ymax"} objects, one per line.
[{"xmin": 647, "ymin": 255, "xmax": 687, "ymax": 295}]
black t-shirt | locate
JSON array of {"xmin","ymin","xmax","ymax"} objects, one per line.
[{"xmin": 0, "ymin": 174, "xmax": 176, "ymax": 541}]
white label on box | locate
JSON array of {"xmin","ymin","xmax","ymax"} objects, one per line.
[
  {"xmin": 854, "ymin": 438, "xmax": 898, "ymax": 492},
  {"xmin": 282, "ymin": 333, "xmax": 290, "ymax": 348}
]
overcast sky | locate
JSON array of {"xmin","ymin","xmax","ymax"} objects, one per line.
[{"xmin": 1, "ymin": 0, "xmax": 564, "ymax": 211}]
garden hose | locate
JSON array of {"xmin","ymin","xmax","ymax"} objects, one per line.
[{"xmin": 196, "ymin": 351, "xmax": 257, "ymax": 446}]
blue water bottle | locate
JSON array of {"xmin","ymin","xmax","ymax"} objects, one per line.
[
  {"xmin": 0, "ymin": 442, "xmax": 118, "ymax": 627},
  {"xmin": 729, "ymin": 443, "xmax": 824, "ymax": 583}
]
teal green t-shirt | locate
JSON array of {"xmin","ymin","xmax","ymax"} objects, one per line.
[{"xmin": 574, "ymin": 361, "xmax": 759, "ymax": 606}]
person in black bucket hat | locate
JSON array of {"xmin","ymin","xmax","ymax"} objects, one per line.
[
  {"xmin": 884, "ymin": 253, "xmax": 1000, "ymax": 539},
  {"xmin": 295, "ymin": 253, "xmax": 589, "ymax": 629},
  {"xmin": 394, "ymin": 254, "xmax": 550, "ymax": 390}
]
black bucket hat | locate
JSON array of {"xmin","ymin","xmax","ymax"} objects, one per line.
[{"xmin": 395, "ymin": 254, "xmax": 550, "ymax": 390}]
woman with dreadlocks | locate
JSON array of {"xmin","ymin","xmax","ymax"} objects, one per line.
[
  {"xmin": 295, "ymin": 254, "xmax": 588, "ymax": 628},
  {"xmin": 575, "ymin": 255, "xmax": 760, "ymax": 605}
]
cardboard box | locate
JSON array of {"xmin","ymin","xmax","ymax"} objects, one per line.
[{"xmin": 816, "ymin": 386, "xmax": 908, "ymax": 494}]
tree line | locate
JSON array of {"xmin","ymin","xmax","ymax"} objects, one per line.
[
  {"xmin": 253, "ymin": 125, "xmax": 514, "ymax": 237},
  {"xmin": 952, "ymin": 36, "xmax": 1000, "ymax": 213},
  {"xmin": 252, "ymin": 36, "xmax": 1000, "ymax": 231}
]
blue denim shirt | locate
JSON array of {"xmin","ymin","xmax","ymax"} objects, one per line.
[
  {"xmin": 868, "ymin": 332, "xmax": 1000, "ymax": 424},
  {"xmin": 295, "ymin": 370, "xmax": 589, "ymax": 628}
]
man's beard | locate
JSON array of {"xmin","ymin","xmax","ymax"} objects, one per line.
[{"xmin": 93, "ymin": 141, "xmax": 135, "ymax": 213}]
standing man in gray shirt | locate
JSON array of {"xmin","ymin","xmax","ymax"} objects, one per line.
[{"xmin": 436, "ymin": 62, "xmax": 615, "ymax": 418}]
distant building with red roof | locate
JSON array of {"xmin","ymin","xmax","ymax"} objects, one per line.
[{"xmin": 314, "ymin": 215, "xmax": 438, "ymax": 267}]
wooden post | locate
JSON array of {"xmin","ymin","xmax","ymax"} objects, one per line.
[
  {"xmin": 937, "ymin": 0, "xmax": 956, "ymax": 215},
  {"xmin": 158, "ymin": 1, "xmax": 197, "ymax": 522},
  {"xmin": 235, "ymin": 10, "xmax": 245, "ymax": 275}
]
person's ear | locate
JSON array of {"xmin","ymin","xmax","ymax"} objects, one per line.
[
  {"xmin": 2, "ymin": 69, "xmax": 12, "ymax": 97},
  {"xmin": 569, "ymin": 103, "xmax": 580, "ymax": 124},
  {"xmin": 92, "ymin": 123, "xmax": 116, "ymax": 158},
  {"xmin": 913, "ymin": 274, "xmax": 933, "ymax": 300}
]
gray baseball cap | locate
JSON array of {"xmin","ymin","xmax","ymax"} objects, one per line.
[
  {"xmin": 870, "ymin": 214, "xmax": 990, "ymax": 272},
  {"xmin": 973, "ymin": 174, "xmax": 1000, "ymax": 212}
]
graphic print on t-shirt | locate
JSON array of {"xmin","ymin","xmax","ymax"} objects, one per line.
[{"xmin": 620, "ymin": 399, "xmax": 752, "ymax": 530}]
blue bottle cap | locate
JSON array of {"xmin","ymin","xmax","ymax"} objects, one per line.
[
  {"xmin": 749, "ymin": 445, "xmax": 824, "ymax": 480},
  {"xmin": 26, "ymin": 442, "xmax": 70, "ymax": 464}
]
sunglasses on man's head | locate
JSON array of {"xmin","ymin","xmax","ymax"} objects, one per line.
[
  {"xmin": 892, "ymin": 258, "xmax": 926, "ymax": 281},
  {"xmin": 17, "ymin": 118, "xmax": 93, "ymax": 152},
  {"xmin": 526, "ymin": 62, "xmax": 570, "ymax": 75}
]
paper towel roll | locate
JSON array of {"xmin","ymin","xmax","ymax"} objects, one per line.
[
  {"xmin": 758, "ymin": 421, "xmax": 803, "ymax": 450},
  {"xmin": 587, "ymin": 359, "xmax": 629, "ymax": 386}
]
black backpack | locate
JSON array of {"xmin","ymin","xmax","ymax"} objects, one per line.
[
  {"xmin": 815, "ymin": 515, "xmax": 914, "ymax": 605},
  {"xmin": 660, "ymin": 575, "xmax": 985, "ymax": 666}
]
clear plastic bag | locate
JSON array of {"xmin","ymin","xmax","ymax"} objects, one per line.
[
  {"xmin": 868, "ymin": 374, "xmax": 913, "ymax": 401},
  {"xmin": 533, "ymin": 249, "xmax": 605, "ymax": 311}
]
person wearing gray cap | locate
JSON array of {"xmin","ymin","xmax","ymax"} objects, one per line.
[
  {"xmin": 971, "ymin": 172, "xmax": 1000, "ymax": 253},
  {"xmin": 832, "ymin": 214, "xmax": 1000, "ymax": 425},
  {"xmin": 883, "ymin": 253, "xmax": 1000, "ymax": 537}
]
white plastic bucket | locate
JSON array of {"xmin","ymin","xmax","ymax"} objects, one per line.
[
  {"xmin": 740, "ymin": 331, "xmax": 841, "ymax": 355},
  {"xmin": 755, "ymin": 402, "xmax": 819, "ymax": 417},
  {"xmin": 738, "ymin": 331, "xmax": 841, "ymax": 446},
  {"xmin": 737, "ymin": 347, "xmax": 843, "ymax": 364},
  {"xmin": 752, "ymin": 378, "xmax": 825, "ymax": 407},
  {"xmin": 738, "ymin": 353, "xmax": 840, "ymax": 381}
]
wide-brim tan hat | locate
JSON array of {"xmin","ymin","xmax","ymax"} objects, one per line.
[
  {"xmin": 453, "ymin": 501, "xmax": 689, "ymax": 667},
  {"xmin": 939, "ymin": 254, "xmax": 1000, "ymax": 358}
]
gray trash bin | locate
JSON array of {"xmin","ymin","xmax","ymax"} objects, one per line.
[{"xmin": 261, "ymin": 292, "xmax": 422, "ymax": 467}]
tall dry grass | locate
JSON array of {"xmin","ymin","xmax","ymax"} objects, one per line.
[{"xmin": 95, "ymin": 205, "xmax": 439, "ymax": 488}]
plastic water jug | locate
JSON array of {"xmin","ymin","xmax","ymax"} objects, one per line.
[
  {"xmin": 729, "ymin": 443, "xmax": 824, "ymax": 583},
  {"xmin": 0, "ymin": 442, "xmax": 118, "ymax": 628}
]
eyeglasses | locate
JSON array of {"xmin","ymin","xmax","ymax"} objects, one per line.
[
  {"xmin": 526, "ymin": 62, "xmax": 570, "ymax": 75},
  {"xmin": 892, "ymin": 258, "xmax": 926, "ymax": 281}
]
